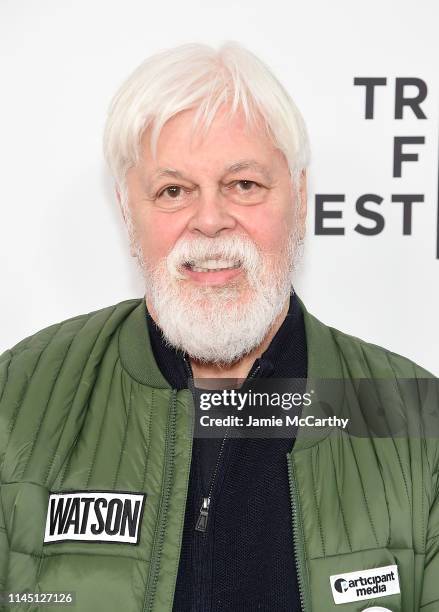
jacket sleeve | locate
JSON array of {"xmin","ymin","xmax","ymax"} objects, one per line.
[
  {"xmin": 421, "ymin": 477, "xmax": 439, "ymax": 610},
  {"xmin": 0, "ymin": 350, "xmax": 11, "ymax": 590},
  {"xmin": 0, "ymin": 491, "xmax": 8, "ymax": 591},
  {"xmin": 420, "ymin": 373, "xmax": 439, "ymax": 610}
]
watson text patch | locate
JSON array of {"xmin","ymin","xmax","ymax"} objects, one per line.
[{"xmin": 44, "ymin": 491, "xmax": 146, "ymax": 545}]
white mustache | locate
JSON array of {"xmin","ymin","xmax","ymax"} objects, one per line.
[{"xmin": 166, "ymin": 234, "xmax": 262, "ymax": 280}]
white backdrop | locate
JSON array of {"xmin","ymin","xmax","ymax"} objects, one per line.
[{"xmin": 1, "ymin": 0, "xmax": 438, "ymax": 374}]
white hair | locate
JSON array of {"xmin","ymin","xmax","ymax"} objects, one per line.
[{"xmin": 102, "ymin": 41, "xmax": 310, "ymax": 208}]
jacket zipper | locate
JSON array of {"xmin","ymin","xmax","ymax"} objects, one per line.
[
  {"xmin": 194, "ymin": 428, "xmax": 228, "ymax": 533},
  {"xmin": 287, "ymin": 452, "xmax": 311, "ymax": 612},
  {"xmin": 142, "ymin": 390, "xmax": 177, "ymax": 612},
  {"xmin": 195, "ymin": 496, "xmax": 210, "ymax": 532},
  {"xmin": 189, "ymin": 358, "xmax": 262, "ymax": 534}
]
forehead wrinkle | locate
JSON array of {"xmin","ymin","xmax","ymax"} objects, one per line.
[
  {"xmin": 147, "ymin": 159, "xmax": 273, "ymax": 187},
  {"xmin": 154, "ymin": 167, "xmax": 188, "ymax": 180}
]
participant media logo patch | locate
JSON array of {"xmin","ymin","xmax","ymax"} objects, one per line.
[
  {"xmin": 330, "ymin": 564, "xmax": 400, "ymax": 604},
  {"xmin": 44, "ymin": 491, "xmax": 146, "ymax": 545}
]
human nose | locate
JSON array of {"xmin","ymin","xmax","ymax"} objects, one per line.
[{"xmin": 186, "ymin": 188, "xmax": 237, "ymax": 237}]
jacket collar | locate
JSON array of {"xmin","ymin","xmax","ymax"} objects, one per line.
[
  {"xmin": 119, "ymin": 294, "xmax": 343, "ymax": 385},
  {"xmin": 293, "ymin": 296, "xmax": 345, "ymax": 450},
  {"xmin": 118, "ymin": 294, "xmax": 344, "ymax": 450},
  {"xmin": 119, "ymin": 297, "xmax": 171, "ymax": 388}
]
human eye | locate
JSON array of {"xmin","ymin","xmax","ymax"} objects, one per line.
[
  {"xmin": 157, "ymin": 185, "xmax": 186, "ymax": 200},
  {"xmin": 235, "ymin": 180, "xmax": 260, "ymax": 193},
  {"xmin": 154, "ymin": 184, "xmax": 196, "ymax": 209},
  {"xmin": 226, "ymin": 179, "xmax": 265, "ymax": 203}
]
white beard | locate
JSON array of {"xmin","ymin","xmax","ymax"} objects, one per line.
[{"xmin": 135, "ymin": 228, "xmax": 301, "ymax": 366}]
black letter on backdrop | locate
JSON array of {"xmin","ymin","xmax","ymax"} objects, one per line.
[
  {"xmin": 395, "ymin": 78, "xmax": 427, "ymax": 119},
  {"xmin": 354, "ymin": 77, "xmax": 387, "ymax": 119},
  {"xmin": 393, "ymin": 136, "xmax": 425, "ymax": 177},
  {"xmin": 355, "ymin": 194, "xmax": 385, "ymax": 235},
  {"xmin": 315, "ymin": 195, "xmax": 345, "ymax": 235},
  {"xmin": 391, "ymin": 194, "xmax": 424, "ymax": 235}
]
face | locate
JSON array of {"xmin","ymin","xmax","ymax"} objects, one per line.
[{"xmin": 120, "ymin": 105, "xmax": 307, "ymax": 364}]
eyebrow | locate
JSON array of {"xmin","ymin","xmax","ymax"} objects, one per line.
[
  {"xmin": 225, "ymin": 160, "xmax": 273, "ymax": 181},
  {"xmin": 151, "ymin": 159, "xmax": 273, "ymax": 183}
]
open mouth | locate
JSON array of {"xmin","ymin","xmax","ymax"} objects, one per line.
[{"xmin": 183, "ymin": 258, "xmax": 242, "ymax": 273}]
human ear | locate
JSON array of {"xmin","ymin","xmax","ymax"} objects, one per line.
[
  {"xmin": 297, "ymin": 169, "xmax": 307, "ymax": 242},
  {"xmin": 115, "ymin": 186, "xmax": 127, "ymax": 223},
  {"xmin": 115, "ymin": 185, "xmax": 137, "ymax": 258}
]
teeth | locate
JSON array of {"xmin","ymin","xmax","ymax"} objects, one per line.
[{"xmin": 188, "ymin": 258, "xmax": 241, "ymax": 272}]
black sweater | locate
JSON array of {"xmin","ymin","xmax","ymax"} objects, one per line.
[{"xmin": 146, "ymin": 291, "xmax": 307, "ymax": 611}]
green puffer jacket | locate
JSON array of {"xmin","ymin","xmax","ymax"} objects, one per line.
[{"xmin": 0, "ymin": 297, "xmax": 438, "ymax": 612}]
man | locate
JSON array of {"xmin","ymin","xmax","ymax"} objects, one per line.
[{"xmin": 0, "ymin": 42, "xmax": 437, "ymax": 612}]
